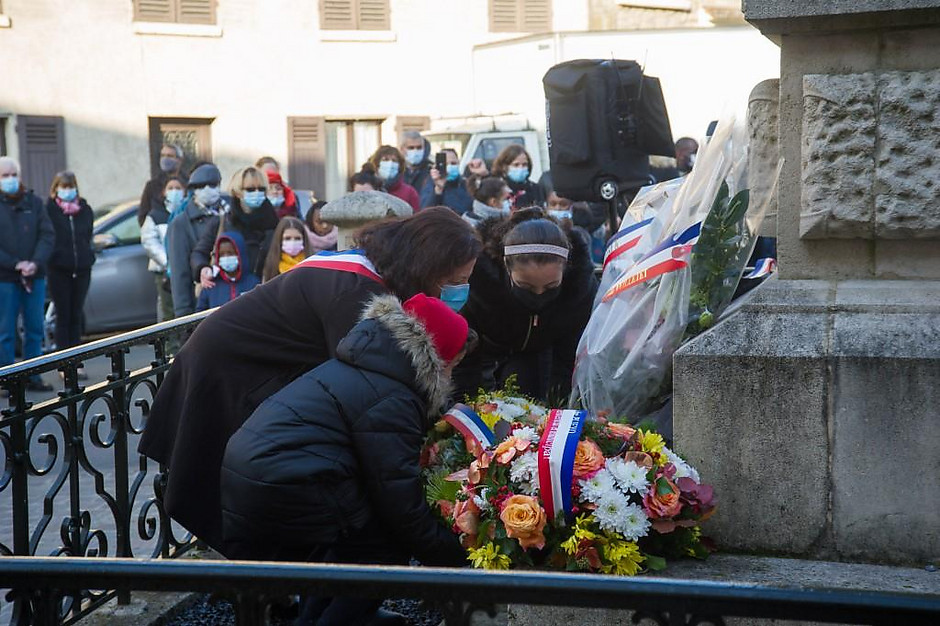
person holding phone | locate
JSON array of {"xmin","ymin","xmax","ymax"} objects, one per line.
[{"xmin": 420, "ymin": 149, "xmax": 472, "ymax": 214}]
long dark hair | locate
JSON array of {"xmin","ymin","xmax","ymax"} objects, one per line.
[
  {"xmin": 466, "ymin": 175, "xmax": 506, "ymax": 205},
  {"xmin": 262, "ymin": 217, "xmax": 313, "ymax": 283},
  {"xmin": 355, "ymin": 207, "xmax": 482, "ymax": 298},
  {"xmin": 491, "ymin": 144, "xmax": 532, "ymax": 179},
  {"xmin": 484, "ymin": 207, "xmax": 569, "ymax": 268}
]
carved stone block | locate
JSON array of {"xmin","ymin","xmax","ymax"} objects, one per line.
[{"xmin": 748, "ymin": 79, "xmax": 780, "ymax": 237}]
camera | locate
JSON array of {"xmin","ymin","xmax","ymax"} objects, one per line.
[{"xmin": 434, "ymin": 152, "xmax": 448, "ymax": 176}]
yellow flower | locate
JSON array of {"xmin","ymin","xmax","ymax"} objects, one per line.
[
  {"xmin": 638, "ymin": 430, "xmax": 665, "ymax": 457},
  {"xmin": 479, "ymin": 411, "xmax": 501, "ymax": 431},
  {"xmin": 467, "ymin": 542, "xmax": 511, "ymax": 570},
  {"xmin": 600, "ymin": 536, "xmax": 645, "ymax": 576},
  {"xmin": 560, "ymin": 514, "xmax": 599, "ymax": 555}
]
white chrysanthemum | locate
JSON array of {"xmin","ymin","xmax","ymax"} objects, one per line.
[
  {"xmin": 472, "ymin": 488, "xmax": 492, "ymax": 511},
  {"xmin": 510, "ymin": 451, "xmax": 539, "ymax": 486},
  {"xmin": 511, "ymin": 426, "xmax": 539, "ymax": 444},
  {"xmin": 617, "ymin": 503, "xmax": 651, "ymax": 541},
  {"xmin": 606, "ymin": 457, "xmax": 650, "ymax": 495},
  {"xmin": 663, "ymin": 447, "xmax": 700, "ymax": 483},
  {"xmin": 593, "ymin": 492, "xmax": 631, "ymax": 533},
  {"xmin": 578, "ymin": 468, "xmax": 617, "ymax": 504},
  {"xmin": 493, "ymin": 399, "xmax": 526, "ymax": 421},
  {"xmin": 517, "ymin": 478, "xmax": 539, "ymax": 496}
]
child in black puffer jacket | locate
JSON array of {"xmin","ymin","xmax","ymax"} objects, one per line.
[{"xmin": 220, "ymin": 293, "xmax": 472, "ymax": 625}]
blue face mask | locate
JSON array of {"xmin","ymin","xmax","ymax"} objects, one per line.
[
  {"xmin": 165, "ymin": 188, "xmax": 185, "ymax": 210},
  {"xmin": 378, "ymin": 160, "xmax": 400, "ymax": 181},
  {"xmin": 446, "ymin": 164, "xmax": 460, "ymax": 182},
  {"xmin": 0, "ymin": 176, "xmax": 20, "ymax": 195},
  {"xmin": 440, "ymin": 283, "xmax": 470, "ymax": 312},
  {"xmin": 549, "ymin": 210, "xmax": 572, "ymax": 220},
  {"xmin": 218, "ymin": 255, "xmax": 239, "ymax": 274},
  {"xmin": 57, "ymin": 188, "xmax": 78, "ymax": 202},
  {"xmin": 242, "ymin": 190, "xmax": 266, "ymax": 209},
  {"xmin": 405, "ymin": 149, "xmax": 424, "ymax": 166},
  {"xmin": 267, "ymin": 195, "xmax": 285, "ymax": 207},
  {"xmin": 507, "ymin": 166, "xmax": 529, "ymax": 183},
  {"xmin": 502, "ymin": 198, "xmax": 512, "ymax": 212}
]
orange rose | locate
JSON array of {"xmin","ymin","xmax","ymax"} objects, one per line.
[
  {"xmin": 606, "ymin": 422, "xmax": 637, "ymax": 440},
  {"xmin": 454, "ymin": 495, "xmax": 481, "ymax": 537},
  {"xmin": 572, "ymin": 440, "xmax": 605, "ymax": 479},
  {"xmin": 493, "ymin": 436, "xmax": 531, "ymax": 465},
  {"xmin": 623, "ymin": 451, "xmax": 654, "ymax": 469},
  {"xmin": 643, "ymin": 477, "xmax": 682, "ymax": 519},
  {"xmin": 499, "ymin": 495, "xmax": 547, "ymax": 550}
]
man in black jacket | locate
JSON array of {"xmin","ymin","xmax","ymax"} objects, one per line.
[{"xmin": 221, "ymin": 294, "xmax": 471, "ymax": 625}]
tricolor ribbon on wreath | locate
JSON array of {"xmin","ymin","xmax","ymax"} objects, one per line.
[
  {"xmin": 602, "ymin": 221, "xmax": 702, "ymax": 302},
  {"xmin": 443, "ymin": 404, "xmax": 495, "ymax": 455},
  {"xmin": 603, "ymin": 217, "xmax": 654, "ymax": 268},
  {"xmin": 743, "ymin": 257, "xmax": 776, "ymax": 280},
  {"xmin": 537, "ymin": 409, "xmax": 587, "ymax": 523}
]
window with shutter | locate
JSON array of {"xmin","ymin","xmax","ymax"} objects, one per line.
[
  {"xmin": 489, "ymin": 0, "xmax": 552, "ymax": 33},
  {"xmin": 16, "ymin": 116, "xmax": 66, "ymax": 192},
  {"xmin": 134, "ymin": 0, "xmax": 216, "ymax": 25},
  {"xmin": 320, "ymin": 0, "xmax": 390, "ymax": 30},
  {"xmin": 135, "ymin": 0, "xmax": 174, "ymax": 23},
  {"xmin": 288, "ymin": 117, "xmax": 327, "ymax": 198},
  {"xmin": 179, "ymin": 0, "xmax": 215, "ymax": 24}
]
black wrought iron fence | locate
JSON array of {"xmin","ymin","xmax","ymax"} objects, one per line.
[{"xmin": 0, "ymin": 312, "xmax": 210, "ymax": 624}]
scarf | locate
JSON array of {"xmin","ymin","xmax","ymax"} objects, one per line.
[
  {"xmin": 307, "ymin": 225, "xmax": 338, "ymax": 252},
  {"xmin": 279, "ymin": 251, "xmax": 305, "ymax": 275},
  {"xmin": 56, "ymin": 197, "xmax": 81, "ymax": 216}
]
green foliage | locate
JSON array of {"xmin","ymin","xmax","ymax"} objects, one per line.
[{"xmin": 425, "ymin": 470, "xmax": 461, "ymax": 507}]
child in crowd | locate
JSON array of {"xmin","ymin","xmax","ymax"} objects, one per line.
[
  {"xmin": 304, "ymin": 200, "xmax": 338, "ymax": 253},
  {"xmin": 220, "ymin": 293, "xmax": 474, "ymax": 625},
  {"xmin": 195, "ymin": 231, "xmax": 260, "ymax": 311},
  {"xmin": 261, "ymin": 217, "xmax": 313, "ymax": 282}
]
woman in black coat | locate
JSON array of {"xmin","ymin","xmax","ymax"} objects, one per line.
[
  {"xmin": 138, "ymin": 205, "xmax": 482, "ymax": 555},
  {"xmin": 455, "ymin": 208, "xmax": 597, "ymax": 402},
  {"xmin": 491, "ymin": 144, "xmax": 545, "ymax": 210},
  {"xmin": 45, "ymin": 171, "xmax": 95, "ymax": 353}
]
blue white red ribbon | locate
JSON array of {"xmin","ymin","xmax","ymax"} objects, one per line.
[
  {"xmin": 744, "ymin": 257, "xmax": 776, "ymax": 279},
  {"xmin": 291, "ymin": 249, "xmax": 384, "ymax": 285},
  {"xmin": 444, "ymin": 404, "xmax": 495, "ymax": 453},
  {"xmin": 537, "ymin": 409, "xmax": 587, "ymax": 523},
  {"xmin": 603, "ymin": 217, "xmax": 654, "ymax": 268},
  {"xmin": 602, "ymin": 221, "xmax": 701, "ymax": 302}
]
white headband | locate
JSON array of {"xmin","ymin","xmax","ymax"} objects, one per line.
[{"xmin": 504, "ymin": 244, "xmax": 569, "ymax": 260}]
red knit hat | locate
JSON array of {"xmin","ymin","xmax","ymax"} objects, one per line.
[{"xmin": 402, "ymin": 294, "xmax": 469, "ymax": 364}]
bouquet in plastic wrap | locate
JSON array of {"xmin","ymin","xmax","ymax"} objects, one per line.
[{"xmin": 571, "ymin": 117, "xmax": 776, "ymax": 428}]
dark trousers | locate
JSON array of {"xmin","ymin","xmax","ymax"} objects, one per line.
[{"xmin": 47, "ymin": 268, "xmax": 91, "ymax": 350}]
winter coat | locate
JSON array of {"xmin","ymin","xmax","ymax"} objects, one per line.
[
  {"xmin": 166, "ymin": 196, "xmax": 229, "ymax": 317},
  {"xmin": 0, "ymin": 189, "xmax": 55, "ymax": 283},
  {"xmin": 455, "ymin": 218, "xmax": 597, "ymax": 400},
  {"xmin": 195, "ymin": 231, "xmax": 261, "ymax": 311},
  {"xmin": 403, "ymin": 140, "xmax": 432, "ymax": 193},
  {"xmin": 384, "ymin": 178, "xmax": 420, "ymax": 213},
  {"xmin": 45, "ymin": 197, "xmax": 95, "ymax": 273},
  {"xmin": 137, "ymin": 256, "xmax": 388, "ymax": 553},
  {"xmin": 419, "ymin": 176, "xmax": 473, "ymax": 215},
  {"xmin": 190, "ymin": 198, "xmax": 278, "ymax": 282},
  {"xmin": 220, "ymin": 294, "xmax": 465, "ymax": 566},
  {"xmin": 141, "ymin": 214, "xmax": 169, "ymax": 274},
  {"xmin": 506, "ymin": 178, "xmax": 545, "ymax": 210}
]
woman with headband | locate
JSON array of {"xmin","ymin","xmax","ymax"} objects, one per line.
[{"xmin": 455, "ymin": 207, "xmax": 597, "ymax": 401}]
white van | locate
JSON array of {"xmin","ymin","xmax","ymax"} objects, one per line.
[{"xmin": 423, "ymin": 115, "xmax": 547, "ymax": 180}]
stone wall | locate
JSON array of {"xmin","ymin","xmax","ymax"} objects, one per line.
[{"xmin": 747, "ymin": 79, "xmax": 779, "ymax": 238}]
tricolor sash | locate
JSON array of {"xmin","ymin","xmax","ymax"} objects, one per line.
[
  {"xmin": 603, "ymin": 217, "xmax": 653, "ymax": 268},
  {"xmin": 744, "ymin": 257, "xmax": 776, "ymax": 280},
  {"xmin": 291, "ymin": 249, "xmax": 384, "ymax": 285},
  {"xmin": 444, "ymin": 404, "xmax": 495, "ymax": 453},
  {"xmin": 537, "ymin": 409, "xmax": 587, "ymax": 523},
  {"xmin": 601, "ymin": 221, "xmax": 701, "ymax": 302}
]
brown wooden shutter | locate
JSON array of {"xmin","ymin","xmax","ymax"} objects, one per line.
[
  {"xmin": 178, "ymin": 0, "xmax": 215, "ymax": 24},
  {"xmin": 489, "ymin": 0, "xmax": 519, "ymax": 32},
  {"xmin": 521, "ymin": 0, "xmax": 552, "ymax": 32},
  {"xmin": 490, "ymin": 0, "xmax": 552, "ymax": 32},
  {"xmin": 288, "ymin": 117, "xmax": 327, "ymax": 199},
  {"xmin": 16, "ymin": 115, "xmax": 66, "ymax": 193},
  {"xmin": 320, "ymin": 0, "xmax": 356, "ymax": 30},
  {"xmin": 134, "ymin": 0, "xmax": 174, "ymax": 23},
  {"xmin": 358, "ymin": 0, "xmax": 390, "ymax": 30}
]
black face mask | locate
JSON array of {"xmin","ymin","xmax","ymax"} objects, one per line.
[{"xmin": 510, "ymin": 282, "xmax": 561, "ymax": 312}]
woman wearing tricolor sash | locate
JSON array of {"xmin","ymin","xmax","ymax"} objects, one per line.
[
  {"xmin": 455, "ymin": 207, "xmax": 597, "ymax": 402},
  {"xmin": 138, "ymin": 204, "xmax": 481, "ymax": 555}
]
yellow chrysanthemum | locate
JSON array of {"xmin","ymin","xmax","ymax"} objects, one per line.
[
  {"xmin": 600, "ymin": 537, "xmax": 645, "ymax": 576},
  {"xmin": 467, "ymin": 542, "xmax": 511, "ymax": 570},
  {"xmin": 479, "ymin": 411, "xmax": 501, "ymax": 431},
  {"xmin": 560, "ymin": 515, "xmax": 599, "ymax": 555},
  {"xmin": 638, "ymin": 430, "xmax": 665, "ymax": 457}
]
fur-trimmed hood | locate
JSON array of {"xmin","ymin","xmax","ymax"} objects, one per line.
[{"xmin": 336, "ymin": 294, "xmax": 452, "ymax": 417}]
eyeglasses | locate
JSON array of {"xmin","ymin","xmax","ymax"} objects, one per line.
[{"xmin": 243, "ymin": 187, "xmax": 266, "ymax": 193}]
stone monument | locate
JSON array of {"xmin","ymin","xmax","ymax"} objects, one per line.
[{"xmin": 319, "ymin": 190, "xmax": 412, "ymax": 250}]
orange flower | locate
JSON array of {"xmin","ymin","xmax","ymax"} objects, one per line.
[
  {"xmin": 606, "ymin": 422, "xmax": 637, "ymax": 440},
  {"xmin": 493, "ymin": 436, "xmax": 531, "ymax": 465},
  {"xmin": 467, "ymin": 452, "xmax": 492, "ymax": 485},
  {"xmin": 643, "ymin": 477, "xmax": 682, "ymax": 519},
  {"xmin": 572, "ymin": 440, "xmax": 605, "ymax": 479},
  {"xmin": 623, "ymin": 451, "xmax": 654, "ymax": 469},
  {"xmin": 454, "ymin": 495, "xmax": 481, "ymax": 538},
  {"xmin": 499, "ymin": 495, "xmax": 547, "ymax": 550}
]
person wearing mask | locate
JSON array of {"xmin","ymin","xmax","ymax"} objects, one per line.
[
  {"xmin": 45, "ymin": 171, "xmax": 95, "ymax": 357},
  {"xmin": 255, "ymin": 156, "xmax": 280, "ymax": 175},
  {"xmin": 265, "ymin": 170, "xmax": 299, "ymax": 220},
  {"xmin": 400, "ymin": 131, "xmax": 431, "ymax": 195},
  {"xmin": 195, "ymin": 232, "xmax": 260, "ymax": 311},
  {"xmin": 420, "ymin": 148, "xmax": 472, "ymax": 215},
  {"xmin": 462, "ymin": 175, "xmax": 511, "ymax": 227},
  {"xmin": 220, "ymin": 294, "xmax": 472, "ymax": 624},
  {"xmin": 303, "ymin": 201, "xmax": 338, "ymax": 253},
  {"xmin": 349, "ymin": 169, "xmax": 382, "ymax": 192},
  {"xmin": 367, "ymin": 146, "xmax": 420, "ymax": 212},
  {"xmin": 140, "ymin": 144, "xmax": 186, "ymax": 224},
  {"xmin": 455, "ymin": 208, "xmax": 597, "ymax": 402},
  {"xmin": 138, "ymin": 206, "xmax": 481, "ymax": 556},
  {"xmin": 166, "ymin": 163, "xmax": 230, "ymax": 318},
  {"xmin": 492, "ymin": 144, "xmax": 545, "ymax": 210},
  {"xmin": 193, "ymin": 167, "xmax": 278, "ymax": 289},
  {"xmin": 141, "ymin": 176, "xmax": 185, "ymax": 322},
  {"xmin": 0, "ymin": 157, "xmax": 55, "ymax": 391},
  {"xmin": 262, "ymin": 217, "xmax": 314, "ymax": 282}
]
